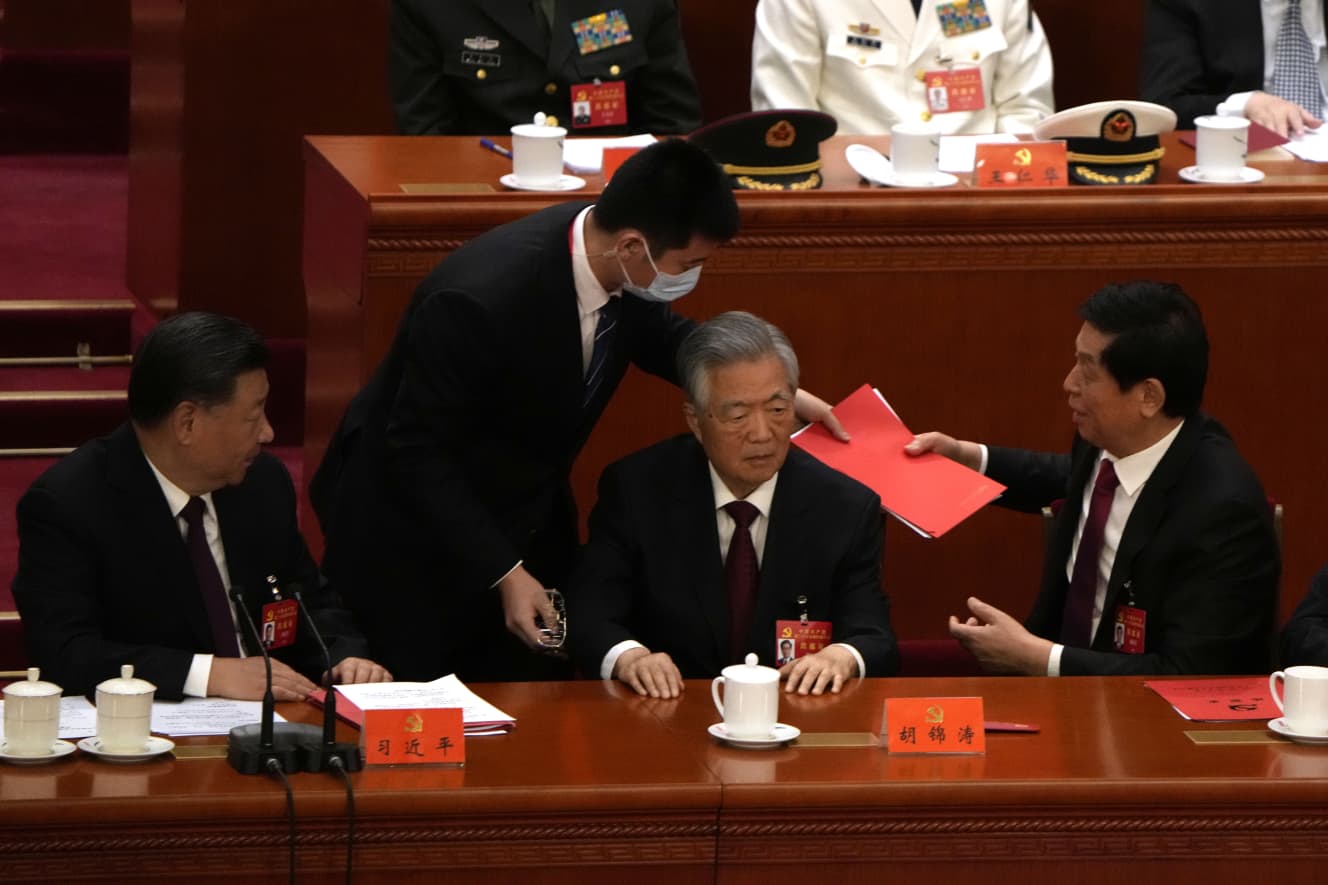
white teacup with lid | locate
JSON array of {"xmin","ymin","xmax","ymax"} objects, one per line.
[
  {"xmin": 96, "ymin": 665, "xmax": 156, "ymax": 754},
  {"xmin": 3, "ymin": 667, "xmax": 62, "ymax": 756},
  {"xmin": 711, "ymin": 653, "xmax": 780, "ymax": 739}
]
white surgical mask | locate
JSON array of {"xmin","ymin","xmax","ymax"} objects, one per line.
[{"xmin": 613, "ymin": 241, "xmax": 702, "ymax": 303}]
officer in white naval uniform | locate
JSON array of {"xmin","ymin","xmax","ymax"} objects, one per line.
[{"xmin": 751, "ymin": 0, "xmax": 1054, "ymax": 135}]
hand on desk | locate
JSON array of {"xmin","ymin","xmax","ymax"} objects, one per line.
[
  {"xmin": 615, "ymin": 647, "xmax": 683, "ymax": 698},
  {"xmin": 1245, "ymin": 92, "xmax": 1322, "ymax": 139},
  {"xmin": 498, "ymin": 564, "xmax": 559, "ymax": 649},
  {"xmin": 905, "ymin": 431, "xmax": 983, "ymax": 471},
  {"xmin": 948, "ymin": 596, "xmax": 1052, "ymax": 676},
  {"xmin": 328, "ymin": 656, "xmax": 393, "ymax": 685},
  {"xmin": 208, "ymin": 656, "xmax": 318, "ymax": 701},
  {"xmin": 795, "ymin": 389, "xmax": 850, "ymax": 442},
  {"xmin": 780, "ymin": 644, "xmax": 857, "ymax": 695}
]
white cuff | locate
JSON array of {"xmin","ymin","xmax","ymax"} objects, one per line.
[
  {"xmin": 1218, "ymin": 92, "xmax": 1254, "ymax": 117},
  {"xmin": 977, "ymin": 443, "xmax": 990, "ymax": 475},
  {"xmin": 830, "ymin": 642, "xmax": 866, "ymax": 678},
  {"xmin": 1046, "ymin": 643, "xmax": 1064, "ymax": 677},
  {"xmin": 184, "ymin": 653, "xmax": 213, "ymax": 697},
  {"xmin": 490, "ymin": 559, "xmax": 524, "ymax": 590},
  {"xmin": 601, "ymin": 639, "xmax": 647, "ymax": 680}
]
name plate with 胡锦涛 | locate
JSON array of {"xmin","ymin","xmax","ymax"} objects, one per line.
[{"xmin": 881, "ymin": 696, "xmax": 985, "ymax": 754}]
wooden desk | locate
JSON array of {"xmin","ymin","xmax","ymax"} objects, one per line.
[
  {"xmin": 302, "ymin": 133, "xmax": 1328, "ymax": 640},
  {"xmin": 2, "ymin": 678, "xmax": 1326, "ymax": 883}
]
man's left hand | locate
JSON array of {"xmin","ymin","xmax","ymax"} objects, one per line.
[
  {"xmin": 948, "ymin": 596, "xmax": 1053, "ymax": 675},
  {"xmin": 794, "ymin": 389, "xmax": 850, "ymax": 442},
  {"xmin": 780, "ymin": 644, "xmax": 858, "ymax": 694},
  {"xmin": 328, "ymin": 657, "xmax": 394, "ymax": 685}
]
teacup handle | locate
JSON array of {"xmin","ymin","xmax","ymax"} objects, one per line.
[
  {"xmin": 711, "ymin": 676, "xmax": 725, "ymax": 719},
  {"xmin": 1270, "ymin": 670, "xmax": 1287, "ymax": 714}
]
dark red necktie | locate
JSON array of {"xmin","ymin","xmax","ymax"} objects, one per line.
[
  {"xmin": 724, "ymin": 500, "xmax": 760, "ymax": 663},
  {"xmin": 1060, "ymin": 460, "xmax": 1119, "ymax": 647},
  {"xmin": 180, "ymin": 497, "xmax": 241, "ymax": 656}
]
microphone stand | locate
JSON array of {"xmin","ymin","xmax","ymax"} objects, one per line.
[
  {"xmin": 290, "ymin": 584, "xmax": 364, "ymax": 773},
  {"xmin": 226, "ymin": 585, "xmax": 321, "ymax": 775}
]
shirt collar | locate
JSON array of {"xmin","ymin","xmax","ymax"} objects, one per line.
[
  {"xmin": 708, "ymin": 462, "xmax": 780, "ymax": 517},
  {"xmin": 571, "ymin": 205, "xmax": 618, "ymax": 319},
  {"xmin": 143, "ymin": 453, "xmax": 216, "ymax": 522},
  {"xmin": 1100, "ymin": 419, "xmax": 1184, "ymax": 498}
]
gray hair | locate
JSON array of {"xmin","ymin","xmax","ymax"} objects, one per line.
[{"xmin": 677, "ymin": 311, "xmax": 799, "ymax": 411}]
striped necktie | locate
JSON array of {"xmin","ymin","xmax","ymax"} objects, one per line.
[{"xmin": 583, "ymin": 297, "xmax": 620, "ymax": 409}]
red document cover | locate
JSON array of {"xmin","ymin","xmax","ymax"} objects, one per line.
[
  {"xmin": 1144, "ymin": 677, "xmax": 1280, "ymax": 721},
  {"xmin": 791, "ymin": 384, "xmax": 1005, "ymax": 538}
]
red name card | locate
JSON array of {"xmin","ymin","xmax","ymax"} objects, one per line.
[
  {"xmin": 974, "ymin": 141, "xmax": 1067, "ymax": 188},
  {"xmin": 363, "ymin": 708, "xmax": 465, "ymax": 766},
  {"xmin": 882, "ymin": 697, "xmax": 986, "ymax": 754}
]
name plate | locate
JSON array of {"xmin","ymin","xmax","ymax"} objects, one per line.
[
  {"xmin": 974, "ymin": 141, "xmax": 1067, "ymax": 188},
  {"xmin": 881, "ymin": 697, "xmax": 986, "ymax": 754},
  {"xmin": 363, "ymin": 708, "xmax": 465, "ymax": 766}
]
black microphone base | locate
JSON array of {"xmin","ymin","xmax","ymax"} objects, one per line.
[
  {"xmin": 228, "ymin": 722, "xmax": 323, "ymax": 774},
  {"xmin": 301, "ymin": 741, "xmax": 364, "ymax": 773}
]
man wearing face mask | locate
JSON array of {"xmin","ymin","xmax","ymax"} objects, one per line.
[{"xmin": 311, "ymin": 139, "xmax": 847, "ymax": 683}]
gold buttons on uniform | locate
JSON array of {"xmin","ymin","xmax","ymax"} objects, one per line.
[
  {"xmin": 916, "ymin": 70, "xmax": 927, "ymax": 82},
  {"xmin": 971, "ymin": 50, "xmax": 980, "ymax": 61},
  {"xmin": 921, "ymin": 110, "xmax": 932, "ymax": 122},
  {"xmin": 859, "ymin": 56, "xmax": 867, "ymax": 65},
  {"xmin": 609, "ymin": 64, "xmax": 621, "ymax": 76},
  {"xmin": 476, "ymin": 69, "xmax": 487, "ymax": 80},
  {"xmin": 544, "ymin": 82, "xmax": 557, "ymax": 95},
  {"xmin": 545, "ymin": 115, "xmax": 559, "ymax": 126}
]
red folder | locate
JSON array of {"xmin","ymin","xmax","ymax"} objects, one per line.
[
  {"xmin": 1144, "ymin": 678, "xmax": 1280, "ymax": 721},
  {"xmin": 792, "ymin": 384, "xmax": 1004, "ymax": 538}
]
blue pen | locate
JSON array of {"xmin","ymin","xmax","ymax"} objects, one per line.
[{"xmin": 479, "ymin": 138, "xmax": 513, "ymax": 159}]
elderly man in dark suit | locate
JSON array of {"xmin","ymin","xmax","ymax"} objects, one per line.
[
  {"xmin": 908, "ymin": 281, "xmax": 1279, "ymax": 676},
  {"xmin": 1141, "ymin": 0, "xmax": 1327, "ymax": 136},
  {"xmin": 567, "ymin": 312, "xmax": 899, "ymax": 698},
  {"xmin": 391, "ymin": 0, "xmax": 702, "ymax": 135},
  {"xmin": 311, "ymin": 141, "xmax": 848, "ymax": 684},
  {"xmin": 13, "ymin": 313, "xmax": 390, "ymax": 700}
]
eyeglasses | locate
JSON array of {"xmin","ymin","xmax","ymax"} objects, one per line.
[{"xmin": 536, "ymin": 588, "xmax": 567, "ymax": 653}]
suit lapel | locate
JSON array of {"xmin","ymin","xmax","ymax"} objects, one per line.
[
  {"xmin": 868, "ymin": 0, "xmax": 923, "ymax": 49},
  {"xmin": 905, "ymin": 0, "xmax": 944, "ymax": 67},
  {"xmin": 105, "ymin": 424, "xmax": 213, "ymax": 651},
  {"xmin": 672, "ymin": 440, "xmax": 728, "ymax": 662},
  {"xmin": 751, "ymin": 451, "xmax": 810, "ymax": 651},
  {"xmin": 472, "ymin": 0, "xmax": 548, "ymax": 63}
]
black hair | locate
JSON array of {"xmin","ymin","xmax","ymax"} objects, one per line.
[
  {"xmin": 594, "ymin": 138, "xmax": 740, "ymax": 252},
  {"xmin": 128, "ymin": 312, "xmax": 269, "ymax": 427},
  {"xmin": 1078, "ymin": 281, "xmax": 1208, "ymax": 418}
]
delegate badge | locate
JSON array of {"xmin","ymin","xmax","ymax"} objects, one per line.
[
  {"xmin": 775, "ymin": 618, "xmax": 833, "ymax": 664},
  {"xmin": 571, "ymin": 80, "xmax": 628, "ymax": 128},
  {"xmin": 924, "ymin": 67, "xmax": 985, "ymax": 114},
  {"xmin": 1114, "ymin": 605, "xmax": 1146, "ymax": 654},
  {"xmin": 260, "ymin": 599, "xmax": 298, "ymax": 650}
]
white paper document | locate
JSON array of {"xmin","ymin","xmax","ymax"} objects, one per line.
[
  {"xmin": 563, "ymin": 134, "xmax": 657, "ymax": 173},
  {"xmin": 939, "ymin": 133, "xmax": 1019, "ymax": 172},
  {"xmin": 335, "ymin": 674, "xmax": 516, "ymax": 734},
  {"xmin": 0, "ymin": 696, "xmax": 98, "ymax": 740},
  {"xmin": 1280, "ymin": 128, "xmax": 1328, "ymax": 162},
  {"xmin": 150, "ymin": 698, "xmax": 287, "ymax": 737}
]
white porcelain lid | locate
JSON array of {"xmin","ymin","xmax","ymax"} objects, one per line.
[
  {"xmin": 3, "ymin": 667, "xmax": 61, "ymax": 698},
  {"xmin": 721, "ymin": 653, "xmax": 780, "ymax": 683},
  {"xmin": 96, "ymin": 664, "xmax": 156, "ymax": 696}
]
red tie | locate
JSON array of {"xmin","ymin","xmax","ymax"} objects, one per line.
[
  {"xmin": 724, "ymin": 500, "xmax": 760, "ymax": 663},
  {"xmin": 1061, "ymin": 460, "xmax": 1119, "ymax": 647},
  {"xmin": 180, "ymin": 497, "xmax": 241, "ymax": 657}
]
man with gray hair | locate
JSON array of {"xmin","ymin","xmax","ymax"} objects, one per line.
[{"xmin": 567, "ymin": 311, "xmax": 898, "ymax": 698}]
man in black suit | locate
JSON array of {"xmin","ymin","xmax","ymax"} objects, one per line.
[
  {"xmin": 1141, "ymin": 0, "xmax": 1327, "ymax": 135},
  {"xmin": 1281, "ymin": 566, "xmax": 1328, "ymax": 665},
  {"xmin": 567, "ymin": 312, "xmax": 899, "ymax": 698},
  {"xmin": 391, "ymin": 0, "xmax": 702, "ymax": 135},
  {"xmin": 908, "ymin": 281, "xmax": 1279, "ymax": 676},
  {"xmin": 12, "ymin": 313, "xmax": 391, "ymax": 700}
]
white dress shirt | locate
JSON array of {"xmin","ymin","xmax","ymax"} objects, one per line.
[
  {"xmin": 144, "ymin": 457, "xmax": 245, "ymax": 697},
  {"xmin": 1218, "ymin": 0, "xmax": 1328, "ymax": 117}
]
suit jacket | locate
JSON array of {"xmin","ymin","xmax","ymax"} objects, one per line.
[
  {"xmin": 986, "ymin": 415, "xmax": 1279, "ymax": 675},
  {"xmin": 11, "ymin": 423, "xmax": 369, "ymax": 700},
  {"xmin": 1280, "ymin": 564, "xmax": 1328, "ymax": 666},
  {"xmin": 751, "ymin": 0, "xmax": 1053, "ymax": 135},
  {"xmin": 309, "ymin": 201, "xmax": 695, "ymax": 682},
  {"xmin": 567, "ymin": 435, "xmax": 899, "ymax": 678},
  {"xmin": 391, "ymin": 0, "xmax": 701, "ymax": 135},
  {"xmin": 1140, "ymin": 0, "xmax": 1328, "ymax": 127}
]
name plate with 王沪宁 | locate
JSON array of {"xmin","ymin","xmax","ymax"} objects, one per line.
[
  {"xmin": 362, "ymin": 708, "xmax": 465, "ymax": 766},
  {"xmin": 974, "ymin": 141, "xmax": 1067, "ymax": 188},
  {"xmin": 881, "ymin": 696, "xmax": 985, "ymax": 754}
]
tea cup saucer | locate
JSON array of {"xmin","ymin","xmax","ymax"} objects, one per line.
[
  {"xmin": 1268, "ymin": 717, "xmax": 1328, "ymax": 745},
  {"xmin": 77, "ymin": 735, "xmax": 176, "ymax": 763},
  {"xmin": 708, "ymin": 722, "xmax": 800, "ymax": 749},
  {"xmin": 0, "ymin": 738, "xmax": 77, "ymax": 764}
]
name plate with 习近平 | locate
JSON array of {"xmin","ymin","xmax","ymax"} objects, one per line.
[
  {"xmin": 974, "ymin": 141, "xmax": 1067, "ymax": 188},
  {"xmin": 362, "ymin": 708, "xmax": 465, "ymax": 766}
]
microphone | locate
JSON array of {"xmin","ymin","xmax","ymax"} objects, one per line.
[
  {"xmin": 289, "ymin": 583, "xmax": 364, "ymax": 773},
  {"xmin": 226, "ymin": 584, "xmax": 321, "ymax": 775}
]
